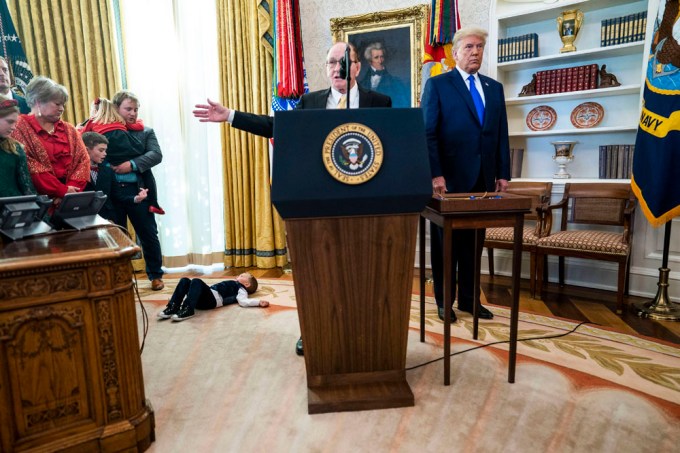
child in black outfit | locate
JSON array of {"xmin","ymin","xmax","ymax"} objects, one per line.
[
  {"xmin": 82, "ymin": 131, "xmax": 147, "ymax": 221},
  {"xmin": 159, "ymin": 273, "xmax": 269, "ymax": 322}
]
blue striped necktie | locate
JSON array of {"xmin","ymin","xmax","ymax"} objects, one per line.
[{"xmin": 468, "ymin": 74, "xmax": 485, "ymax": 124}]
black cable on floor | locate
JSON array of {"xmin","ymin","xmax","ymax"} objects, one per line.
[
  {"xmin": 405, "ymin": 320, "xmax": 597, "ymax": 372},
  {"xmin": 132, "ymin": 266, "xmax": 150, "ymax": 354}
]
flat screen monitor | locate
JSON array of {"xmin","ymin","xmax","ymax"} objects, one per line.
[
  {"xmin": 51, "ymin": 191, "xmax": 110, "ymax": 230},
  {"xmin": 0, "ymin": 194, "xmax": 53, "ymax": 240}
]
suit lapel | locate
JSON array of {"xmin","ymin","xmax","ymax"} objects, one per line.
[
  {"xmin": 316, "ymin": 89, "xmax": 332, "ymax": 109},
  {"xmin": 479, "ymin": 74, "xmax": 495, "ymax": 121},
  {"xmin": 358, "ymin": 87, "xmax": 371, "ymax": 108},
  {"xmin": 447, "ymin": 70, "xmax": 480, "ymax": 125}
]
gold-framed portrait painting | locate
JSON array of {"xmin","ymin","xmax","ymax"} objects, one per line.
[{"xmin": 330, "ymin": 5, "xmax": 429, "ymax": 108}]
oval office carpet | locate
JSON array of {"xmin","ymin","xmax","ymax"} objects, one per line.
[{"xmin": 136, "ymin": 278, "xmax": 680, "ymax": 453}]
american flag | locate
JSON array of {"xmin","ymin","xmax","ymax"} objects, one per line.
[{"xmin": 0, "ymin": 0, "xmax": 34, "ymax": 94}]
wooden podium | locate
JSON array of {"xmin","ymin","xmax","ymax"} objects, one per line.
[
  {"xmin": 0, "ymin": 225, "xmax": 154, "ymax": 452},
  {"xmin": 272, "ymin": 108, "xmax": 432, "ymax": 414}
]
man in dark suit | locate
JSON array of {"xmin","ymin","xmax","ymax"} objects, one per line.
[
  {"xmin": 194, "ymin": 41, "xmax": 391, "ymax": 137},
  {"xmin": 193, "ymin": 41, "xmax": 391, "ymax": 355},
  {"xmin": 0, "ymin": 57, "xmax": 29, "ymax": 114},
  {"xmin": 421, "ymin": 26, "xmax": 510, "ymax": 323}
]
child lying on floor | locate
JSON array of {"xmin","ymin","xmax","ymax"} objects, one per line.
[{"xmin": 158, "ymin": 273, "xmax": 269, "ymax": 322}]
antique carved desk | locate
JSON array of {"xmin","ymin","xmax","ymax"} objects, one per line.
[
  {"xmin": 0, "ymin": 225, "xmax": 154, "ymax": 452},
  {"xmin": 419, "ymin": 193, "xmax": 531, "ymax": 385}
]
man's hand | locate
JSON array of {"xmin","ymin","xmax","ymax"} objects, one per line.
[
  {"xmin": 259, "ymin": 300, "xmax": 270, "ymax": 308},
  {"xmin": 112, "ymin": 161, "xmax": 133, "ymax": 174},
  {"xmin": 432, "ymin": 176, "xmax": 447, "ymax": 195},
  {"xmin": 193, "ymin": 98, "xmax": 231, "ymax": 123},
  {"xmin": 495, "ymin": 178, "xmax": 509, "ymax": 192},
  {"xmin": 66, "ymin": 186, "xmax": 79, "ymax": 194}
]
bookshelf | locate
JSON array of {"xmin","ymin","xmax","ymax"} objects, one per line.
[
  {"xmin": 488, "ymin": 0, "xmax": 651, "ymax": 181},
  {"xmin": 485, "ymin": 1, "xmax": 680, "ymax": 304}
]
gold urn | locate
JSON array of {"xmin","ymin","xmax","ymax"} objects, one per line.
[{"xmin": 556, "ymin": 9, "xmax": 584, "ymax": 53}]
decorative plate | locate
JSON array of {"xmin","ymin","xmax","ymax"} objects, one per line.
[
  {"xmin": 526, "ymin": 105, "xmax": 557, "ymax": 131},
  {"xmin": 571, "ymin": 102, "xmax": 604, "ymax": 128}
]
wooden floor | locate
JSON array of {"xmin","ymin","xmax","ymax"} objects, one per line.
[{"xmin": 152, "ymin": 266, "xmax": 680, "ymax": 345}]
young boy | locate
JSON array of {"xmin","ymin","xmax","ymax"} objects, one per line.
[
  {"xmin": 159, "ymin": 273, "xmax": 269, "ymax": 322},
  {"xmin": 82, "ymin": 131, "xmax": 147, "ymax": 221}
]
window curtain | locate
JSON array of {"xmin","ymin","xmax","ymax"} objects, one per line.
[
  {"xmin": 216, "ymin": 0, "xmax": 288, "ymax": 268},
  {"xmin": 116, "ymin": 0, "xmax": 226, "ymax": 268},
  {"xmin": 117, "ymin": 0, "xmax": 286, "ymax": 269},
  {"xmin": 7, "ymin": 0, "xmax": 120, "ymax": 124}
]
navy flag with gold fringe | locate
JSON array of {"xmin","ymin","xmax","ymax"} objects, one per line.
[
  {"xmin": 632, "ymin": 0, "xmax": 680, "ymax": 227},
  {"xmin": 0, "ymin": 0, "xmax": 33, "ymax": 94}
]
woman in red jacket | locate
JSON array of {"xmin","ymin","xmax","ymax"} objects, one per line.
[{"xmin": 10, "ymin": 76, "xmax": 89, "ymax": 209}]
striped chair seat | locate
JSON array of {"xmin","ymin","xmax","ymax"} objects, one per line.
[
  {"xmin": 486, "ymin": 226, "xmax": 539, "ymax": 245},
  {"xmin": 536, "ymin": 230, "xmax": 629, "ymax": 255}
]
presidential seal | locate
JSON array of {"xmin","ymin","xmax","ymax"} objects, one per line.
[{"xmin": 322, "ymin": 122, "xmax": 383, "ymax": 185}]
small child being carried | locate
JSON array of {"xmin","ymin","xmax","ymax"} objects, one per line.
[{"xmin": 158, "ymin": 273, "xmax": 269, "ymax": 322}]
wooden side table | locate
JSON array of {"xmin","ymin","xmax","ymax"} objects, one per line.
[{"xmin": 419, "ymin": 193, "xmax": 531, "ymax": 385}]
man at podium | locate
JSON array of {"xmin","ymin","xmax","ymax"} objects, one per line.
[{"xmin": 193, "ymin": 41, "xmax": 391, "ymax": 356}]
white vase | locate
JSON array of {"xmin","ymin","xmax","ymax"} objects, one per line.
[{"xmin": 551, "ymin": 141, "xmax": 577, "ymax": 179}]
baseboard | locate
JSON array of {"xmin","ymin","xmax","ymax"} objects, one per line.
[{"xmin": 479, "ymin": 250, "xmax": 680, "ymax": 302}]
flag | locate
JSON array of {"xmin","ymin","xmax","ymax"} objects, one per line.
[
  {"xmin": 273, "ymin": 0, "xmax": 306, "ymax": 104},
  {"xmin": 420, "ymin": 0, "xmax": 460, "ymax": 102},
  {"xmin": 0, "ymin": 0, "xmax": 34, "ymax": 94},
  {"xmin": 631, "ymin": 0, "xmax": 680, "ymax": 227},
  {"xmin": 268, "ymin": 0, "xmax": 308, "ymax": 170}
]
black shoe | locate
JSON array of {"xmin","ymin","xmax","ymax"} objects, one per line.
[
  {"xmin": 295, "ymin": 337, "xmax": 304, "ymax": 356},
  {"xmin": 459, "ymin": 305, "xmax": 494, "ymax": 320},
  {"xmin": 437, "ymin": 306, "xmax": 457, "ymax": 323},
  {"xmin": 158, "ymin": 295, "xmax": 183, "ymax": 319},
  {"xmin": 171, "ymin": 304, "xmax": 195, "ymax": 322}
]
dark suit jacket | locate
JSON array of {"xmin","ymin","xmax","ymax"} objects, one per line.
[
  {"xmin": 422, "ymin": 70, "xmax": 510, "ymax": 192},
  {"xmin": 231, "ymin": 86, "xmax": 392, "ymax": 138},
  {"xmin": 11, "ymin": 91, "xmax": 30, "ymax": 114}
]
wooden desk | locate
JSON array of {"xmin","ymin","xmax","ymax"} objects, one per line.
[
  {"xmin": 0, "ymin": 225, "xmax": 154, "ymax": 452},
  {"xmin": 419, "ymin": 193, "xmax": 531, "ymax": 385}
]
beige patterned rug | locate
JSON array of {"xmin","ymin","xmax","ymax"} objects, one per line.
[{"xmin": 136, "ymin": 278, "xmax": 680, "ymax": 452}]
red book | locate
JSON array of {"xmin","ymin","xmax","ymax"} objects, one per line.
[
  {"xmin": 590, "ymin": 64, "xmax": 599, "ymax": 89},
  {"xmin": 548, "ymin": 69, "xmax": 557, "ymax": 94},
  {"xmin": 577, "ymin": 65, "xmax": 586, "ymax": 91},
  {"xmin": 579, "ymin": 66, "xmax": 590, "ymax": 90},
  {"xmin": 566, "ymin": 66, "xmax": 574, "ymax": 91}
]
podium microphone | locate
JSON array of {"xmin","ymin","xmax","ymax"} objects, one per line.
[{"xmin": 337, "ymin": 45, "xmax": 352, "ymax": 109}]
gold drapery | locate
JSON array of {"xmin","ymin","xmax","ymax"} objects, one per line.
[
  {"xmin": 7, "ymin": 0, "xmax": 121, "ymax": 125},
  {"xmin": 216, "ymin": 0, "xmax": 287, "ymax": 268}
]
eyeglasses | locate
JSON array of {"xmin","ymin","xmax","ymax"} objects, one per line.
[{"xmin": 325, "ymin": 59, "xmax": 359, "ymax": 68}]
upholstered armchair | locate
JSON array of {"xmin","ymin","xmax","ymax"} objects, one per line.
[
  {"xmin": 535, "ymin": 183, "xmax": 637, "ymax": 313},
  {"xmin": 485, "ymin": 181, "xmax": 553, "ymax": 297}
]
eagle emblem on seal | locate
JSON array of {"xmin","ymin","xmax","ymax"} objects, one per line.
[{"xmin": 341, "ymin": 138, "xmax": 368, "ymax": 170}]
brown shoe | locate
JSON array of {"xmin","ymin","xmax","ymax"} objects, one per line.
[{"xmin": 151, "ymin": 278, "xmax": 165, "ymax": 291}]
